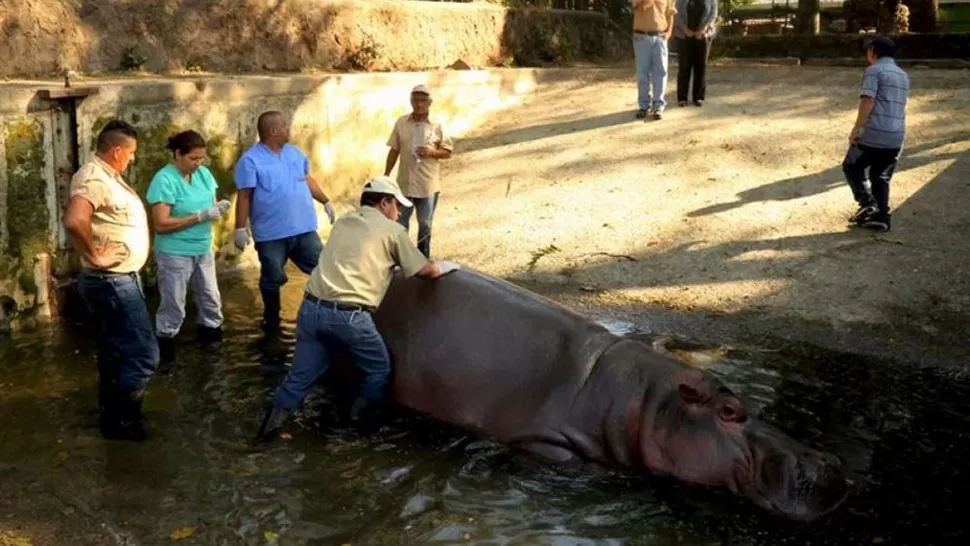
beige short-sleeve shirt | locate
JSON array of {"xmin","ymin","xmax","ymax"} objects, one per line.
[
  {"xmin": 305, "ymin": 206, "xmax": 429, "ymax": 309},
  {"xmin": 69, "ymin": 157, "xmax": 150, "ymax": 273},
  {"xmin": 632, "ymin": 0, "xmax": 677, "ymax": 33},
  {"xmin": 386, "ymin": 114, "xmax": 454, "ymax": 199}
]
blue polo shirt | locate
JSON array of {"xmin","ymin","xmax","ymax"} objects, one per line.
[
  {"xmin": 859, "ymin": 57, "xmax": 909, "ymax": 150},
  {"xmin": 233, "ymin": 142, "xmax": 317, "ymax": 243},
  {"xmin": 146, "ymin": 164, "xmax": 218, "ymax": 256}
]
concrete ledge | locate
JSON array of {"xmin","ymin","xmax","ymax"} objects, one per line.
[{"xmin": 711, "ymin": 57, "xmax": 970, "ymax": 70}]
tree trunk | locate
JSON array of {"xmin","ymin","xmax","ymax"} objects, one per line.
[{"xmin": 797, "ymin": 0, "xmax": 821, "ymax": 34}]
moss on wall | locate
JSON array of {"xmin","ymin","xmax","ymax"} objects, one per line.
[{"xmin": 3, "ymin": 119, "xmax": 50, "ymax": 295}]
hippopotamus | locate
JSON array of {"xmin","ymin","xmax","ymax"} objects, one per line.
[{"xmin": 373, "ymin": 267, "xmax": 849, "ymax": 522}]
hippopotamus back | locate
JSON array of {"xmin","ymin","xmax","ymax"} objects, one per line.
[{"xmin": 375, "ymin": 268, "xmax": 617, "ymax": 444}]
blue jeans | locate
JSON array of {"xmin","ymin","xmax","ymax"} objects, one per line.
[
  {"xmin": 273, "ymin": 296, "xmax": 392, "ymax": 410},
  {"xmin": 75, "ymin": 271, "xmax": 160, "ymax": 392},
  {"xmin": 634, "ymin": 33, "xmax": 669, "ymax": 111},
  {"xmin": 254, "ymin": 231, "xmax": 324, "ymax": 324},
  {"xmin": 842, "ymin": 144, "xmax": 901, "ymax": 214},
  {"xmin": 397, "ymin": 192, "xmax": 439, "ymax": 258}
]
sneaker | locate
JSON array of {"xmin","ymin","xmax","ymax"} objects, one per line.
[
  {"xmin": 635, "ymin": 108, "xmax": 648, "ymax": 119},
  {"xmin": 861, "ymin": 214, "xmax": 891, "ymax": 232},
  {"xmin": 651, "ymin": 109, "xmax": 664, "ymax": 121},
  {"xmin": 678, "ymin": 101, "xmax": 688, "ymax": 107},
  {"xmin": 849, "ymin": 204, "xmax": 878, "ymax": 224},
  {"xmin": 693, "ymin": 100, "xmax": 704, "ymax": 107}
]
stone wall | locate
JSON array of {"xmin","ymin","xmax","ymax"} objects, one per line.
[
  {"xmin": 0, "ymin": 66, "xmax": 566, "ymax": 331},
  {"xmin": 0, "ymin": 0, "xmax": 629, "ymax": 78}
]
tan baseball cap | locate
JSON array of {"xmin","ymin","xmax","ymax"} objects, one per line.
[
  {"xmin": 411, "ymin": 84, "xmax": 431, "ymax": 97},
  {"xmin": 362, "ymin": 176, "xmax": 413, "ymax": 208}
]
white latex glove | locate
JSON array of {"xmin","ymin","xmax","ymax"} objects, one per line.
[
  {"xmin": 233, "ymin": 228, "xmax": 250, "ymax": 250},
  {"xmin": 436, "ymin": 260, "xmax": 461, "ymax": 276},
  {"xmin": 196, "ymin": 204, "xmax": 224, "ymax": 222},
  {"xmin": 216, "ymin": 199, "xmax": 231, "ymax": 215},
  {"xmin": 324, "ymin": 201, "xmax": 336, "ymax": 224}
]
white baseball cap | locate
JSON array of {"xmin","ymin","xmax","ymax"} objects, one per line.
[
  {"xmin": 362, "ymin": 176, "xmax": 413, "ymax": 208},
  {"xmin": 411, "ymin": 84, "xmax": 432, "ymax": 97}
]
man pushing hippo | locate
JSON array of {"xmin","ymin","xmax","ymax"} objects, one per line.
[{"xmin": 255, "ymin": 177, "xmax": 460, "ymax": 437}]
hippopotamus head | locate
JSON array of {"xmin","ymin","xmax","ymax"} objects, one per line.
[{"xmin": 639, "ymin": 369, "xmax": 849, "ymax": 521}]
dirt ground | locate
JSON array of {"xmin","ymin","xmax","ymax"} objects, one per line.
[{"xmin": 430, "ymin": 64, "xmax": 970, "ymax": 365}]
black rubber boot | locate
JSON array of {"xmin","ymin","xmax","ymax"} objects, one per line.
[
  {"xmin": 100, "ymin": 387, "xmax": 146, "ymax": 442},
  {"xmin": 197, "ymin": 325, "xmax": 223, "ymax": 344},
  {"xmin": 348, "ymin": 396, "xmax": 384, "ymax": 434},
  {"xmin": 254, "ymin": 406, "xmax": 292, "ymax": 444},
  {"xmin": 158, "ymin": 336, "xmax": 176, "ymax": 362},
  {"xmin": 259, "ymin": 289, "xmax": 282, "ymax": 335}
]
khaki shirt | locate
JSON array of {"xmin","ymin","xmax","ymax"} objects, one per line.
[
  {"xmin": 387, "ymin": 114, "xmax": 454, "ymax": 198},
  {"xmin": 305, "ymin": 206, "xmax": 429, "ymax": 309},
  {"xmin": 632, "ymin": 0, "xmax": 677, "ymax": 33},
  {"xmin": 69, "ymin": 157, "xmax": 150, "ymax": 273}
]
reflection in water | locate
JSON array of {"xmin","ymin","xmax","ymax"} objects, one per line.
[{"xmin": 1, "ymin": 270, "xmax": 968, "ymax": 545}]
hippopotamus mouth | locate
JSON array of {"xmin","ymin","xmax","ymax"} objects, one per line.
[{"xmin": 742, "ymin": 429, "xmax": 850, "ymax": 522}]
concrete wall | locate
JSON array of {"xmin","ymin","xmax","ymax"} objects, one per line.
[
  {"xmin": 0, "ymin": 67, "xmax": 557, "ymax": 331},
  {"xmin": 1, "ymin": 0, "xmax": 629, "ymax": 78}
]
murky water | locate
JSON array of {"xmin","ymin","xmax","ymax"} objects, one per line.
[{"xmin": 2, "ymin": 271, "xmax": 969, "ymax": 545}]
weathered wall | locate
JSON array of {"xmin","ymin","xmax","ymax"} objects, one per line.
[
  {"xmin": 0, "ymin": 0, "xmax": 629, "ymax": 78},
  {"xmin": 0, "ymin": 66, "xmax": 556, "ymax": 330}
]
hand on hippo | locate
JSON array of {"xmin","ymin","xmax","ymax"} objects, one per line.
[{"xmin": 434, "ymin": 260, "xmax": 461, "ymax": 277}]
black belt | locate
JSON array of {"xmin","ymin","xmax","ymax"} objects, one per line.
[
  {"xmin": 80, "ymin": 269, "xmax": 138, "ymax": 279},
  {"xmin": 304, "ymin": 293, "xmax": 376, "ymax": 314},
  {"xmin": 634, "ymin": 30, "xmax": 662, "ymax": 36}
]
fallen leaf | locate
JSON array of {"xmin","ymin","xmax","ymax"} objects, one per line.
[
  {"xmin": 264, "ymin": 530, "xmax": 279, "ymax": 542},
  {"xmin": 0, "ymin": 530, "xmax": 35, "ymax": 546},
  {"xmin": 52, "ymin": 451, "xmax": 70, "ymax": 467},
  {"xmin": 169, "ymin": 526, "xmax": 195, "ymax": 540},
  {"xmin": 279, "ymin": 433, "xmax": 292, "ymax": 440}
]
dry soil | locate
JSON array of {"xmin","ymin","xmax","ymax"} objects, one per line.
[{"xmin": 430, "ymin": 64, "xmax": 970, "ymax": 364}]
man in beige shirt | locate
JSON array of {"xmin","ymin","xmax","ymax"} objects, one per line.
[
  {"xmin": 62, "ymin": 119, "xmax": 160, "ymax": 442},
  {"xmin": 255, "ymin": 176, "xmax": 459, "ymax": 442},
  {"xmin": 632, "ymin": 0, "xmax": 678, "ymax": 120},
  {"xmin": 383, "ymin": 84, "xmax": 454, "ymax": 258}
]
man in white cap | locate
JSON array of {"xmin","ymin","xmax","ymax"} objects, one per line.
[
  {"xmin": 383, "ymin": 84, "xmax": 454, "ymax": 258},
  {"xmin": 255, "ymin": 176, "xmax": 459, "ymax": 441}
]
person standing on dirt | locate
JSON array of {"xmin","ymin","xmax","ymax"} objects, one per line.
[
  {"xmin": 146, "ymin": 130, "xmax": 231, "ymax": 366},
  {"xmin": 674, "ymin": 0, "xmax": 717, "ymax": 108},
  {"xmin": 63, "ymin": 119, "xmax": 159, "ymax": 442},
  {"xmin": 232, "ymin": 111, "xmax": 337, "ymax": 334},
  {"xmin": 842, "ymin": 36, "xmax": 909, "ymax": 232},
  {"xmin": 383, "ymin": 84, "xmax": 454, "ymax": 258},
  {"xmin": 632, "ymin": 0, "xmax": 677, "ymax": 120},
  {"xmin": 255, "ymin": 177, "xmax": 459, "ymax": 443}
]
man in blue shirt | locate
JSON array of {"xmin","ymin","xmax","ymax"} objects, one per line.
[
  {"xmin": 842, "ymin": 36, "xmax": 909, "ymax": 232},
  {"xmin": 233, "ymin": 111, "xmax": 337, "ymax": 333}
]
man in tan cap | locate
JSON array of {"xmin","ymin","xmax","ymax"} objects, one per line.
[
  {"xmin": 383, "ymin": 84, "xmax": 454, "ymax": 258},
  {"xmin": 255, "ymin": 176, "xmax": 459, "ymax": 441}
]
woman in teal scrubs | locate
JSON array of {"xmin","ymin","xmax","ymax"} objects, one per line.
[{"xmin": 146, "ymin": 130, "xmax": 230, "ymax": 363}]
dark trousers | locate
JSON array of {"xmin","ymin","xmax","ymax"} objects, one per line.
[
  {"xmin": 254, "ymin": 231, "xmax": 324, "ymax": 324},
  {"xmin": 75, "ymin": 271, "xmax": 160, "ymax": 406},
  {"xmin": 841, "ymin": 144, "xmax": 901, "ymax": 214},
  {"xmin": 676, "ymin": 36, "xmax": 711, "ymax": 103},
  {"xmin": 397, "ymin": 192, "xmax": 440, "ymax": 259}
]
